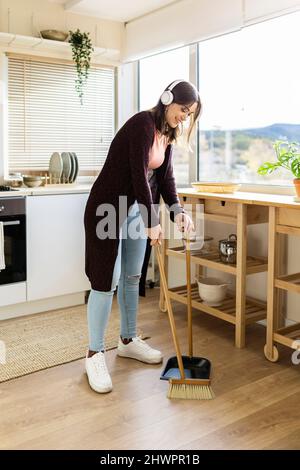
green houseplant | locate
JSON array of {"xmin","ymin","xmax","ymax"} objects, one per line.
[
  {"xmin": 257, "ymin": 140, "xmax": 300, "ymax": 196},
  {"xmin": 69, "ymin": 29, "xmax": 94, "ymax": 104}
]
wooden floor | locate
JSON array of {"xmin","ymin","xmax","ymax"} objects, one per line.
[{"xmin": 0, "ymin": 287, "xmax": 299, "ymax": 450}]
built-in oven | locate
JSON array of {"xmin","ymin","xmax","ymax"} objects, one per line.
[{"xmin": 0, "ymin": 197, "xmax": 26, "ymax": 285}]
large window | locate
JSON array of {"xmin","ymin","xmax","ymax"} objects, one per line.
[
  {"xmin": 198, "ymin": 11, "xmax": 300, "ymax": 185},
  {"xmin": 139, "ymin": 46, "xmax": 194, "ymax": 187},
  {"xmin": 8, "ymin": 57, "xmax": 115, "ymax": 174}
]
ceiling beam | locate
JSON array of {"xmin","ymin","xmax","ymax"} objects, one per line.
[{"xmin": 64, "ymin": 0, "xmax": 83, "ymax": 11}]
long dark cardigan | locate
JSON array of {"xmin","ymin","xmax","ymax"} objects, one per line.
[{"xmin": 84, "ymin": 110, "xmax": 184, "ymax": 291}]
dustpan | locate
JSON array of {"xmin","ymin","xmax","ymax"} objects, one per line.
[
  {"xmin": 160, "ymin": 355, "xmax": 211, "ymax": 380},
  {"xmin": 156, "ymin": 234, "xmax": 213, "ymax": 399}
]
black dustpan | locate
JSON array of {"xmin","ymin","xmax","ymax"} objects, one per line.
[{"xmin": 160, "ymin": 355, "xmax": 212, "ymax": 381}]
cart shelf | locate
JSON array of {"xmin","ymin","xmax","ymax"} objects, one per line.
[
  {"xmin": 168, "ymin": 283, "xmax": 267, "ymax": 325},
  {"xmin": 273, "ymin": 323, "xmax": 300, "ymax": 349},
  {"xmin": 166, "ymin": 246, "xmax": 268, "ymax": 275},
  {"xmin": 275, "ymin": 272, "xmax": 300, "ymax": 294}
]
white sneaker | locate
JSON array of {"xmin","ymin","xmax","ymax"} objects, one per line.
[
  {"xmin": 117, "ymin": 337, "xmax": 163, "ymax": 364},
  {"xmin": 85, "ymin": 351, "xmax": 112, "ymax": 393}
]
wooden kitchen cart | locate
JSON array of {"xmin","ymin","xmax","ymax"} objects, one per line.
[
  {"xmin": 265, "ymin": 204, "xmax": 300, "ymax": 361},
  {"xmin": 159, "ymin": 189, "xmax": 269, "ymax": 348}
]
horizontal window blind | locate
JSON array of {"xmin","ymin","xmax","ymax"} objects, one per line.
[{"xmin": 8, "ymin": 57, "xmax": 115, "ymax": 172}]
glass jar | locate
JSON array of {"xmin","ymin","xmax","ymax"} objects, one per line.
[{"xmin": 5, "ymin": 173, "xmax": 24, "ymax": 188}]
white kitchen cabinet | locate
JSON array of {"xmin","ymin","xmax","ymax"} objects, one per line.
[
  {"xmin": 26, "ymin": 193, "xmax": 90, "ymax": 301},
  {"xmin": 0, "ymin": 282, "xmax": 26, "ymax": 307}
]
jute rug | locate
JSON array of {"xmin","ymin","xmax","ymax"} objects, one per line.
[{"xmin": 0, "ymin": 304, "xmax": 145, "ymax": 383}]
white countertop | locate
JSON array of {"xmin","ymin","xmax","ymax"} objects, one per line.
[{"xmin": 0, "ymin": 184, "xmax": 93, "ymax": 197}]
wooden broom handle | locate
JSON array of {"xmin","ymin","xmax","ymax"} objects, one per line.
[
  {"xmin": 185, "ymin": 235, "xmax": 193, "ymax": 358},
  {"xmin": 155, "ymin": 245, "xmax": 186, "ymax": 380}
]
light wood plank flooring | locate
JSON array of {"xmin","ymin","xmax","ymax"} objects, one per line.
[{"xmin": 0, "ymin": 288, "xmax": 299, "ymax": 450}]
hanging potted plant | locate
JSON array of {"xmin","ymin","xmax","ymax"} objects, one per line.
[
  {"xmin": 69, "ymin": 29, "xmax": 94, "ymax": 104},
  {"xmin": 257, "ymin": 140, "xmax": 300, "ymax": 196}
]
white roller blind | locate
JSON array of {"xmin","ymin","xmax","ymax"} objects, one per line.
[
  {"xmin": 244, "ymin": 0, "xmax": 300, "ymax": 25},
  {"xmin": 8, "ymin": 57, "xmax": 115, "ymax": 172},
  {"xmin": 124, "ymin": 0, "xmax": 242, "ymax": 62}
]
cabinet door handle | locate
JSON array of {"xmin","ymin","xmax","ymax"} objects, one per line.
[{"xmin": 2, "ymin": 220, "xmax": 21, "ymax": 226}]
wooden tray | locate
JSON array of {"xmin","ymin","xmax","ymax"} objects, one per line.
[{"xmin": 191, "ymin": 182, "xmax": 241, "ymax": 194}]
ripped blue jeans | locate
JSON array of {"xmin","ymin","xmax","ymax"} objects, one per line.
[{"xmin": 87, "ymin": 201, "xmax": 147, "ymax": 352}]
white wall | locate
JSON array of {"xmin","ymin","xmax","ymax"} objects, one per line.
[
  {"xmin": 117, "ymin": 62, "xmax": 138, "ymax": 129},
  {"xmin": 0, "ymin": 0, "xmax": 124, "ymax": 63},
  {"xmin": 123, "ymin": 0, "xmax": 300, "ymax": 62}
]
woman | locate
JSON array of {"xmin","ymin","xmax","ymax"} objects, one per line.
[{"xmin": 84, "ymin": 79, "xmax": 201, "ymax": 393}]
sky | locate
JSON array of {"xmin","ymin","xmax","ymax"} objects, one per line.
[{"xmin": 139, "ymin": 10, "xmax": 300, "ymax": 131}]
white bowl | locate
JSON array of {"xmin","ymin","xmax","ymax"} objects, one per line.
[
  {"xmin": 23, "ymin": 176, "xmax": 43, "ymax": 188},
  {"xmin": 40, "ymin": 30, "xmax": 68, "ymax": 41},
  {"xmin": 196, "ymin": 277, "xmax": 228, "ymax": 306}
]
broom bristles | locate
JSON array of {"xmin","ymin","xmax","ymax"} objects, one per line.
[{"xmin": 167, "ymin": 383, "xmax": 214, "ymax": 400}]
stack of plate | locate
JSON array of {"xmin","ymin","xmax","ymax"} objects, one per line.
[
  {"xmin": 71, "ymin": 152, "xmax": 79, "ymax": 182},
  {"xmin": 49, "ymin": 152, "xmax": 79, "ymax": 184},
  {"xmin": 49, "ymin": 152, "xmax": 63, "ymax": 184}
]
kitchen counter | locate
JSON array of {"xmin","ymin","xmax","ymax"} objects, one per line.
[
  {"xmin": 178, "ymin": 188, "xmax": 300, "ymax": 209},
  {"xmin": 0, "ymin": 183, "xmax": 92, "ymax": 197},
  {"xmin": 2, "ymin": 185, "xmax": 298, "ymax": 206}
]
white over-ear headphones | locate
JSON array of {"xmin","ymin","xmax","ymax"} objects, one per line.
[{"xmin": 160, "ymin": 79, "xmax": 185, "ymax": 106}]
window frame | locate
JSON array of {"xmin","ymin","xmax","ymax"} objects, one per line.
[{"xmin": 137, "ymin": 14, "xmax": 299, "ymax": 195}]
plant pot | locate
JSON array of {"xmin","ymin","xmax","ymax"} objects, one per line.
[{"xmin": 293, "ymin": 178, "xmax": 300, "ymax": 197}]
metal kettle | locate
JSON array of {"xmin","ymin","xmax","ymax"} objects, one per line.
[{"xmin": 219, "ymin": 234, "xmax": 237, "ymax": 264}]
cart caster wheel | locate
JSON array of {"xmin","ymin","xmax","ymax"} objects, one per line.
[
  {"xmin": 264, "ymin": 344, "xmax": 279, "ymax": 362},
  {"xmin": 149, "ymin": 281, "xmax": 155, "ymax": 289}
]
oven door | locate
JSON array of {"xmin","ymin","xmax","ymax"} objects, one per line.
[{"xmin": 0, "ymin": 213, "xmax": 26, "ymax": 286}]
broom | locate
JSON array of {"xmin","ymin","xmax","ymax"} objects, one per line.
[{"xmin": 156, "ymin": 236, "xmax": 214, "ymax": 400}]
